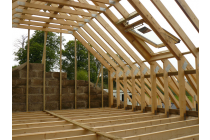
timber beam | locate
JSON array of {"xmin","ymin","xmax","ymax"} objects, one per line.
[
  {"xmin": 13, "ymin": 8, "xmax": 87, "ymax": 23},
  {"xmin": 33, "ymin": 0, "xmax": 107, "ymax": 12},
  {"xmin": 12, "ymin": 20, "xmax": 75, "ymax": 31},
  {"xmin": 151, "ymin": 0, "xmax": 199, "ymax": 57},
  {"xmin": 129, "ymin": 0, "xmax": 182, "ymax": 60},
  {"xmin": 149, "ymin": 50, "xmax": 198, "ymax": 62},
  {"xmin": 175, "ymin": 0, "xmax": 199, "ymax": 32},
  {"xmin": 116, "ymin": 11, "xmax": 139, "ymax": 24},
  {"xmin": 12, "ymin": 24, "xmax": 71, "ymax": 34},
  {"xmin": 113, "ymin": 70, "xmax": 196, "ymax": 80},
  {"xmin": 13, "ymin": 1, "xmax": 94, "ymax": 17},
  {"xmin": 12, "ymin": 14, "xmax": 81, "ymax": 27},
  {"xmin": 45, "ymin": 110, "xmax": 125, "ymax": 140}
]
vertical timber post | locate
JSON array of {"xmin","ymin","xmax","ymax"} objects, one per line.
[
  {"xmin": 75, "ymin": 37, "xmax": 77, "ymax": 109},
  {"xmin": 140, "ymin": 66, "xmax": 145, "ymax": 112},
  {"xmin": 108, "ymin": 71, "xmax": 110, "ymax": 107},
  {"xmin": 43, "ymin": 31, "xmax": 47, "ymax": 111},
  {"xmin": 96, "ymin": 65, "xmax": 102, "ymax": 87},
  {"xmin": 109, "ymin": 71, "xmax": 114, "ymax": 107},
  {"xmin": 131, "ymin": 68, "xmax": 137, "ymax": 111},
  {"xmin": 60, "ymin": 33, "xmax": 62, "ymax": 110},
  {"xmin": 26, "ymin": 29, "xmax": 30, "ymax": 112},
  {"xmin": 116, "ymin": 68, "xmax": 120, "ymax": 108},
  {"xmin": 88, "ymin": 51, "xmax": 90, "ymax": 109},
  {"xmin": 196, "ymin": 53, "xmax": 199, "ymax": 117},
  {"xmin": 151, "ymin": 63, "xmax": 157, "ymax": 114},
  {"xmin": 101, "ymin": 65, "xmax": 103, "ymax": 108},
  {"xmin": 109, "ymin": 71, "xmax": 113, "ymax": 107},
  {"xmin": 178, "ymin": 57, "xmax": 186, "ymax": 118},
  {"xmin": 163, "ymin": 60, "xmax": 170, "ymax": 116},
  {"xmin": 123, "ymin": 69, "xmax": 127, "ymax": 109}
]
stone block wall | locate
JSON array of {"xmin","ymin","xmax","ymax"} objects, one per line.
[{"xmin": 12, "ymin": 63, "xmax": 121, "ymax": 112}]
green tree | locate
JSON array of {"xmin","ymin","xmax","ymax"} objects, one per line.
[
  {"xmin": 62, "ymin": 40, "xmax": 101, "ymax": 83},
  {"xmin": 77, "ymin": 70, "xmax": 88, "ymax": 81},
  {"xmin": 14, "ymin": 31, "xmax": 63, "ymax": 72}
]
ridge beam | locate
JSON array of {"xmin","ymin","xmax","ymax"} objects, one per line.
[
  {"xmin": 12, "ymin": 1, "xmax": 93, "ymax": 17},
  {"xmin": 33, "ymin": 0, "xmax": 107, "ymax": 12}
]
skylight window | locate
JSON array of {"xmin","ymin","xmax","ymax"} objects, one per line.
[
  {"xmin": 128, "ymin": 22, "xmax": 180, "ymax": 48},
  {"xmin": 133, "ymin": 24, "xmax": 163, "ymax": 45}
]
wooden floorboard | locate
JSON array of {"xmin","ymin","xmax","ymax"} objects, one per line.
[{"xmin": 12, "ymin": 108, "xmax": 199, "ymax": 140}]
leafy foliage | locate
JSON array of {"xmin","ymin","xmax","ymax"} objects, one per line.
[
  {"xmin": 14, "ymin": 31, "xmax": 63, "ymax": 72},
  {"xmin": 62, "ymin": 40, "xmax": 101, "ymax": 83},
  {"xmin": 77, "ymin": 70, "xmax": 88, "ymax": 81},
  {"xmin": 14, "ymin": 32, "xmax": 109, "ymax": 88}
]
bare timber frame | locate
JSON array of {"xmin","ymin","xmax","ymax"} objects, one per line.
[{"xmin": 12, "ymin": 0, "xmax": 199, "ymax": 139}]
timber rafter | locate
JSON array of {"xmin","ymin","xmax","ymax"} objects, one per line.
[{"xmin": 12, "ymin": 0, "xmax": 199, "ymax": 138}]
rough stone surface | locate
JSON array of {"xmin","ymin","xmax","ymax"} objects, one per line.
[{"xmin": 12, "ymin": 63, "xmax": 121, "ymax": 112}]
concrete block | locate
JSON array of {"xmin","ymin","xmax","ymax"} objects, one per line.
[
  {"xmin": 62, "ymin": 88, "xmax": 69, "ymax": 94},
  {"xmin": 48, "ymin": 80, "xmax": 59, "ymax": 86},
  {"xmin": 20, "ymin": 70, "xmax": 37, "ymax": 78},
  {"xmin": 30, "ymin": 79, "xmax": 43, "ymax": 86},
  {"xmin": 54, "ymin": 87, "xmax": 60, "ymax": 94},
  {"xmin": 90, "ymin": 95, "xmax": 98, "ymax": 100},
  {"xmin": 62, "ymin": 94, "xmax": 75, "ymax": 102},
  {"xmin": 30, "ymin": 63, "xmax": 43, "ymax": 71},
  {"xmin": 77, "ymin": 86, "xmax": 84, "ymax": 93},
  {"xmin": 45, "ymin": 94, "xmax": 59, "ymax": 102},
  {"xmin": 12, "ymin": 103, "xmax": 26, "ymax": 112},
  {"xmin": 62, "ymin": 73, "xmax": 67, "ymax": 79},
  {"xmin": 29, "ymin": 87, "xmax": 41, "ymax": 94},
  {"xmin": 52, "ymin": 72, "xmax": 67, "ymax": 79},
  {"xmin": 62, "ymin": 102, "xmax": 73, "ymax": 109},
  {"xmin": 103, "ymin": 94, "xmax": 109, "ymax": 100},
  {"xmin": 12, "ymin": 70, "xmax": 20, "ymax": 78},
  {"xmin": 77, "ymin": 80, "xmax": 88, "ymax": 86},
  {"xmin": 52, "ymin": 72, "xmax": 59, "ymax": 79},
  {"xmin": 46, "ymin": 102, "xmax": 59, "ymax": 110},
  {"xmin": 90, "ymin": 87, "xmax": 97, "ymax": 93},
  {"xmin": 96, "ymin": 90, "xmax": 102, "ymax": 94},
  {"xmin": 16, "ymin": 79, "xmax": 26, "ymax": 86},
  {"xmin": 90, "ymin": 101, "xmax": 100, "ymax": 108},
  {"xmin": 12, "ymin": 94, "xmax": 26, "ymax": 103},
  {"xmin": 28, "ymin": 94, "xmax": 43, "ymax": 103},
  {"xmin": 83, "ymin": 87, "xmax": 88, "ymax": 93},
  {"xmin": 12, "ymin": 79, "xmax": 16, "ymax": 87},
  {"xmin": 46, "ymin": 72, "xmax": 53, "ymax": 79},
  {"xmin": 29, "ymin": 71, "xmax": 37, "ymax": 78},
  {"xmin": 77, "ymin": 101, "xmax": 86, "ymax": 108},
  {"xmin": 77, "ymin": 93, "xmax": 88, "ymax": 101},
  {"xmin": 19, "ymin": 70, "xmax": 26, "ymax": 78},
  {"xmin": 90, "ymin": 82, "xmax": 95, "ymax": 87},
  {"xmin": 97, "ymin": 94, "xmax": 102, "ymax": 99},
  {"xmin": 70, "ymin": 86, "xmax": 75, "ymax": 93},
  {"xmin": 28, "ymin": 103, "xmax": 43, "ymax": 111},
  {"xmin": 63, "ymin": 80, "xmax": 75, "ymax": 87},
  {"xmin": 12, "ymin": 87, "xmax": 25, "ymax": 94},
  {"xmin": 45, "ymin": 87, "xmax": 54, "ymax": 94},
  {"xmin": 103, "ymin": 100, "xmax": 109, "ymax": 107},
  {"xmin": 37, "ymin": 71, "xmax": 43, "ymax": 78}
]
